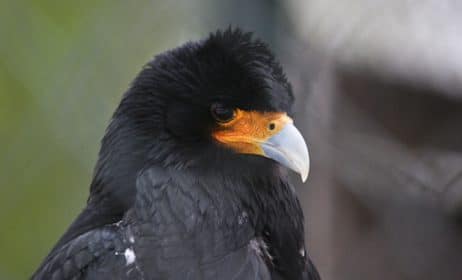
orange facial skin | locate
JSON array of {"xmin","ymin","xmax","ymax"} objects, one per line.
[{"xmin": 212, "ymin": 109, "xmax": 293, "ymax": 155}]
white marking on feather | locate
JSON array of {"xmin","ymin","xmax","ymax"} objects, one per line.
[
  {"xmin": 238, "ymin": 211, "xmax": 248, "ymax": 225},
  {"xmin": 300, "ymin": 248, "xmax": 305, "ymax": 257},
  {"xmin": 249, "ymin": 239, "xmax": 261, "ymax": 255},
  {"xmin": 125, "ymin": 225, "xmax": 135, "ymax": 244},
  {"xmin": 124, "ymin": 248, "xmax": 136, "ymax": 265},
  {"xmin": 249, "ymin": 237, "xmax": 273, "ymax": 261}
]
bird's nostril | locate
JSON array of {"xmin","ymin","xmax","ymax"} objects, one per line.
[{"xmin": 269, "ymin": 123, "xmax": 276, "ymax": 130}]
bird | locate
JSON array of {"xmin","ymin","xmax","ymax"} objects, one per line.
[{"xmin": 33, "ymin": 28, "xmax": 320, "ymax": 280}]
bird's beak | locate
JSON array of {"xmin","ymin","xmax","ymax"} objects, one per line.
[
  {"xmin": 260, "ymin": 122, "xmax": 310, "ymax": 182},
  {"xmin": 213, "ymin": 110, "xmax": 310, "ymax": 182}
]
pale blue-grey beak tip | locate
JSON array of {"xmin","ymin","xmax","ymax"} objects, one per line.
[{"xmin": 261, "ymin": 123, "xmax": 310, "ymax": 182}]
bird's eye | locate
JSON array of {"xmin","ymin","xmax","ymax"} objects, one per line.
[{"xmin": 211, "ymin": 103, "xmax": 236, "ymax": 123}]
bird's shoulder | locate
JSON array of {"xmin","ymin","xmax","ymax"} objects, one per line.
[{"xmin": 32, "ymin": 224, "xmax": 129, "ymax": 280}]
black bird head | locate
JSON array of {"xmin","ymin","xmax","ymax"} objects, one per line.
[{"xmin": 94, "ymin": 28, "xmax": 309, "ymax": 196}]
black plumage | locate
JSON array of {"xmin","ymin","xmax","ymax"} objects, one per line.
[{"xmin": 33, "ymin": 28, "xmax": 320, "ymax": 280}]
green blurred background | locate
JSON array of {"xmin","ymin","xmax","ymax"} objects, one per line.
[{"xmin": 0, "ymin": 1, "xmax": 193, "ymax": 278}]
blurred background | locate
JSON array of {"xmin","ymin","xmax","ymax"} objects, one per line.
[{"xmin": 2, "ymin": 0, "xmax": 462, "ymax": 279}]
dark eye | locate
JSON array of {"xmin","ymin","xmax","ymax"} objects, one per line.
[{"xmin": 211, "ymin": 103, "xmax": 236, "ymax": 123}]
